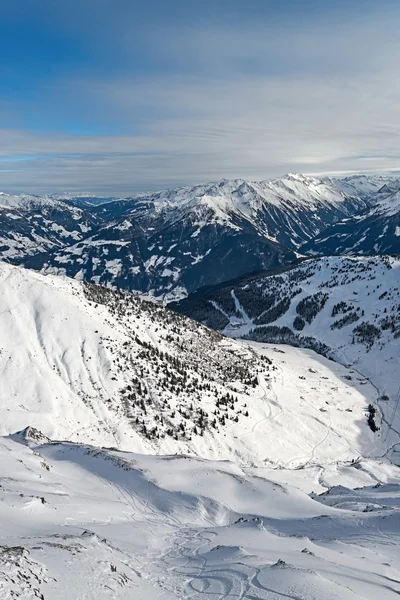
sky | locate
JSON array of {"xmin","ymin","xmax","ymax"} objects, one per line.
[{"xmin": 1, "ymin": 0, "xmax": 400, "ymax": 195}]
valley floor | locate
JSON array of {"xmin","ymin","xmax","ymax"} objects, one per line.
[{"xmin": 1, "ymin": 343, "xmax": 400, "ymax": 599}]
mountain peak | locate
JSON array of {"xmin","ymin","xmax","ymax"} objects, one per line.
[
  {"xmin": 282, "ymin": 172, "xmax": 320, "ymax": 183},
  {"xmin": 11, "ymin": 426, "xmax": 51, "ymax": 447}
]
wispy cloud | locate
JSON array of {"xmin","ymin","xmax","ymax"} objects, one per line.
[{"xmin": 1, "ymin": 2, "xmax": 400, "ymax": 193}]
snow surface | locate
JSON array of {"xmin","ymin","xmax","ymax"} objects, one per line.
[
  {"xmin": 0, "ymin": 263, "xmax": 399, "ymax": 598},
  {"xmin": 0, "ymin": 428, "xmax": 399, "ymax": 599},
  {"xmin": 202, "ymin": 256, "xmax": 400, "ymax": 445},
  {"xmin": 0, "ymin": 261, "xmax": 388, "ymax": 467},
  {"xmin": 324, "ymin": 174, "xmax": 395, "ymax": 198}
]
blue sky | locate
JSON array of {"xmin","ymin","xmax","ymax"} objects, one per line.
[{"xmin": 1, "ymin": 0, "xmax": 400, "ymax": 194}]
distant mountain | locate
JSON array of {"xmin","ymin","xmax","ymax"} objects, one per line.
[
  {"xmin": 322, "ymin": 174, "xmax": 396, "ymax": 199},
  {"xmin": 3, "ymin": 173, "xmax": 400, "ymax": 300},
  {"xmin": 52, "ymin": 193, "xmax": 120, "ymax": 208},
  {"xmin": 0, "ymin": 192, "xmax": 99, "ymax": 260},
  {"xmin": 92, "ymin": 173, "xmax": 365, "ymax": 250},
  {"xmin": 19, "ymin": 174, "xmax": 366, "ymax": 300},
  {"xmin": 302, "ymin": 179, "xmax": 400, "ymax": 256}
]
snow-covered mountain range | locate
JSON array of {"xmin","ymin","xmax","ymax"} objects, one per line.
[{"xmin": 0, "ymin": 173, "xmax": 378, "ymax": 300}]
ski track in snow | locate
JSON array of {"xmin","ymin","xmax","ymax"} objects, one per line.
[
  {"xmin": 237, "ymin": 374, "xmax": 271, "ymax": 439},
  {"xmin": 2, "ymin": 426, "xmax": 399, "ymax": 599}
]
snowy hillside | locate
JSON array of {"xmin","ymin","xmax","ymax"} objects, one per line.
[
  {"xmin": 0, "ymin": 255, "xmax": 400, "ymax": 599},
  {"xmin": 1, "ymin": 429, "xmax": 399, "ymax": 599},
  {"xmin": 176, "ymin": 255, "xmax": 400, "ymax": 445},
  {"xmin": 0, "ymin": 261, "xmax": 391, "ymax": 468},
  {"xmin": 0, "ymin": 261, "xmax": 267, "ymax": 459},
  {"xmin": 17, "ymin": 174, "xmax": 366, "ymax": 300}
]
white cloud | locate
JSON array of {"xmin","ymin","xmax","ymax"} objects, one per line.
[{"xmin": 1, "ymin": 8, "xmax": 400, "ymax": 193}]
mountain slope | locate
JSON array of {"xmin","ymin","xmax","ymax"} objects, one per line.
[
  {"xmin": 1, "ymin": 431, "xmax": 400, "ymax": 599},
  {"xmin": 21, "ymin": 174, "xmax": 366, "ymax": 300},
  {"xmin": 0, "ymin": 261, "xmax": 269, "ymax": 458},
  {"xmin": 35, "ymin": 215, "xmax": 298, "ymax": 303},
  {"xmin": 0, "ymin": 262, "xmax": 388, "ymax": 467},
  {"xmin": 175, "ymin": 255, "xmax": 400, "ymax": 444},
  {"xmin": 303, "ymin": 179, "xmax": 400, "ymax": 256},
  {"xmin": 4, "ymin": 174, "xmax": 400, "ymax": 298},
  {"xmin": 92, "ymin": 173, "xmax": 365, "ymax": 250},
  {"xmin": 323, "ymin": 174, "xmax": 396, "ymax": 198}
]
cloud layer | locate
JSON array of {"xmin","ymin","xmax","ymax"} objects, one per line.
[{"xmin": 1, "ymin": 1, "xmax": 400, "ymax": 193}]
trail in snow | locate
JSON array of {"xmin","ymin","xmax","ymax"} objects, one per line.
[
  {"xmin": 230, "ymin": 290, "xmax": 252, "ymax": 325},
  {"xmin": 1, "ymin": 423, "xmax": 400, "ymax": 599},
  {"xmin": 237, "ymin": 374, "xmax": 271, "ymax": 439}
]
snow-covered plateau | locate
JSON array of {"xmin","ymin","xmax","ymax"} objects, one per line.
[{"xmin": 0, "ymin": 262, "xmax": 399, "ymax": 598}]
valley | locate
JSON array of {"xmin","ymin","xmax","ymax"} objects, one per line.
[
  {"xmin": 0, "ymin": 174, "xmax": 399, "ymax": 599},
  {"xmin": 3, "ymin": 0, "xmax": 400, "ymax": 596},
  {"xmin": 0, "ymin": 261, "xmax": 386, "ymax": 468}
]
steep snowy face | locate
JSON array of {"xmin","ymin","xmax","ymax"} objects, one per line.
[
  {"xmin": 0, "ymin": 192, "xmax": 99, "ymax": 260},
  {"xmin": 175, "ymin": 255, "xmax": 400, "ymax": 438},
  {"xmin": 302, "ymin": 177, "xmax": 400, "ymax": 256},
  {"xmin": 94, "ymin": 173, "xmax": 365, "ymax": 240},
  {"xmin": 368, "ymin": 181, "xmax": 400, "ymax": 217},
  {"xmin": 0, "ymin": 262, "xmax": 387, "ymax": 467},
  {"xmin": 26, "ymin": 174, "xmax": 366, "ymax": 299}
]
